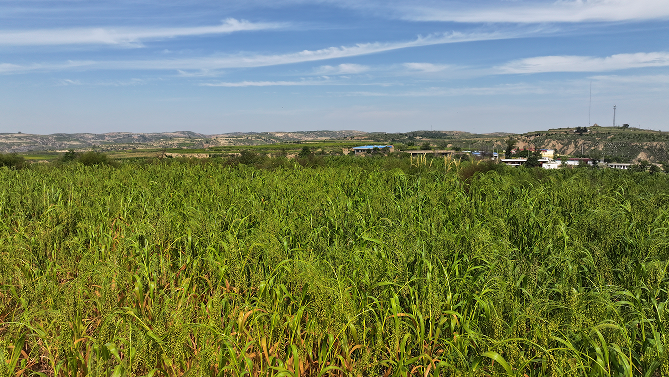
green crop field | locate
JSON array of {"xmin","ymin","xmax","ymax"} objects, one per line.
[{"xmin": 1, "ymin": 156, "xmax": 668, "ymax": 376}]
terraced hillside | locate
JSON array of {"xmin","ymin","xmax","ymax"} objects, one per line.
[
  {"xmin": 3, "ymin": 126, "xmax": 669, "ymax": 163},
  {"xmin": 0, "ymin": 131, "xmax": 366, "ymax": 153}
]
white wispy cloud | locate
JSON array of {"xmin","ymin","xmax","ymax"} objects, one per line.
[
  {"xmin": 249, "ymin": 0, "xmax": 669, "ymax": 23},
  {"xmin": 314, "ymin": 63, "xmax": 369, "ymax": 75},
  {"xmin": 499, "ymin": 52, "xmax": 669, "ymax": 73},
  {"xmin": 58, "ymin": 79, "xmax": 82, "ymax": 86},
  {"xmin": 0, "ymin": 60, "xmax": 95, "ymax": 74},
  {"xmin": 176, "ymin": 69, "xmax": 224, "ymax": 77},
  {"xmin": 0, "ymin": 63, "xmax": 24, "ymax": 74},
  {"xmin": 403, "ymin": 63, "xmax": 453, "ymax": 73},
  {"xmin": 58, "ymin": 78, "xmax": 146, "ymax": 86},
  {"xmin": 391, "ymin": 0, "xmax": 669, "ymax": 23},
  {"xmin": 200, "ymin": 77, "xmax": 398, "ymax": 87},
  {"xmin": 0, "ymin": 18, "xmax": 286, "ymax": 46},
  {"xmin": 75, "ymin": 30, "xmax": 521, "ymax": 71},
  {"xmin": 345, "ymin": 83, "xmax": 547, "ymax": 97},
  {"xmin": 339, "ymin": 74, "xmax": 669, "ymax": 98},
  {"xmin": 1, "ymin": 30, "xmax": 518, "ymax": 74},
  {"xmin": 149, "ymin": 30, "xmax": 511, "ymax": 69},
  {"xmin": 589, "ymin": 74, "xmax": 669, "ymax": 84},
  {"xmin": 201, "ymin": 80, "xmax": 329, "ymax": 87}
]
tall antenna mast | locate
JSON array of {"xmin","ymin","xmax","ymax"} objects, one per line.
[
  {"xmin": 588, "ymin": 82, "xmax": 592, "ymax": 127},
  {"xmin": 613, "ymin": 105, "xmax": 616, "ymax": 128}
]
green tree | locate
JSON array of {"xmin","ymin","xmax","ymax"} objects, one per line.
[
  {"xmin": 238, "ymin": 150, "xmax": 263, "ymax": 165},
  {"xmin": 298, "ymin": 146, "xmax": 312, "ymax": 158},
  {"xmin": 525, "ymin": 151, "xmax": 542, "ymax": 167},
  {"xmin": 589, "ymin": 149, "xmax": 603, "ymax": 165},
  {"xmin": 575, "ymin": 126, "xmax": 588, "ymax": 135},
  {"xmin": 420, "ymin": 142, "xmax": 431, "ymax": 150},
  {"xmin": 0, "ymin": 153, "xmax": 25, "ymax": 169},
  {"xmin": 62, "ymin": 149, "xmax": 77, "ymax": 162},
  {"xmin": 629, "ymin": 160, "xmax": 650, "ymax": 172},
  {"xmin": 504, "ymin": 138, "xmax": 516, "ymax": 158},
  {"xmin": 78, "ymin": 151, "xmax": 111, "ymax": 166}
]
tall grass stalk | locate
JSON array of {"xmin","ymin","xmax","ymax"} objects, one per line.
[{"xmin": 0, "ymin": 160, "xmax": 667, "ymax": 376}]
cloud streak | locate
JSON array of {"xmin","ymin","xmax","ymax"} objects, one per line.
[
  {"xmin": 403, "ymin": 62, "xmax": 453, "ymax": 73},
  {"xmin": 144, "ymin": 30, "xmax": 514, "ymax": 70},
  {"xmin": 0, "ymin": 29, "xmax": 520, "ymax": 74},
  {"xmin": 390, "ymin": 0, "xmax": 669, "ymax": 23},
  {"xmin": 0, "ymin": 60, "xmax": 95, "ymax": 74},
  {"xmin": 201, "ymin": 80, "xmax": 330, "ymax": 87},
  {"xmin": 499, "ymin": 52, "xmax": 669, "ymax": 73},
  {"xmin": 314, "ymin": 63, "xmax": 369, "ymax": 75},
  {"xmin": 0, "ymin": 18, "xmax": 286, "ymax": 46},
  {"xmin": 7, "ymin": 29, "xmax": 520, "ymax": 74},
  {"xmin": 589, "ymin": 74, "xmax": 669, "ymax": 84},
  {"xmin": 241, "ymin": 0, "xmax": 669, "ymax": 23},
  {"xmin": 345, "ymin": 83, "xmax": 548, "ymax": 97},
  {"xmin": 58, "ymin": 78, "xmax": 147, "ymax": 86}
]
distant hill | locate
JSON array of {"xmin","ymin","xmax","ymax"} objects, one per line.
[
  {"xmin": 0, "ymin": 130, "xmax": 367, "ymax": 153},
  {"xmin": 514, "ymin": 126, "xmax": 669, "ymax": 163},
  {"xmin": 358, "ymin": 127, "xmax": 669, "ymax": 163},
  {"xmin": 2, "ymin": 126, "xmax": 668, "ymax": 163}
]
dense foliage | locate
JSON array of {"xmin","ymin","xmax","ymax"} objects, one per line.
[
  {"xmin": 0, "ymin": 153, "xmax": 25, "ymax": 169},
  {"xmin": 60, "ymin": 150, "xmax": 117, "ymax": 167},
  {"xmin": 1, "ymin": 158, "xmax": 668, "ymax": 376}
]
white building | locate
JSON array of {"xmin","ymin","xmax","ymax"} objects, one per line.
[
  {"xmin": 607, "ymin": 163, "xmax": 632, "ymax": 170},
  {"xmin": 500, "ymin": 158, "xmax": 526, "ymax": 166},
  {"xmin": 500, "ymin": 158, "xmax": 557, "ymax": 168},
  {"xmin": 542, "ymin": 161, "xmax": 561, "ymax": 169},
  {"xmin": 351, "ymin": 145, "xmax": 394, "ymax": 155},
  {"xmin": 562, "ymin": 158, "xmax": 594, "ymax": 166}
]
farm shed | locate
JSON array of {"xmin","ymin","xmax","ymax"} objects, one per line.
[
  {"xmin": 500, "ymin": 158, "xmax": 526, "ymax": 167},
  {"xmin": 563, "ymin": 158, "xmax": 594, "ymax": 166},
  {"xmin": 404, "ymin": 150, "xmax": 458, "ymax": 157},
  {"xmin": 607, "ymin": 163, "xmax": 632, "ymax": 170},
  {"xmin": 500, "ymin": 158, "xmax": 557, "ymax": 168},
  {"xmin": 351, "ymin": 145, "xmax": 394, "ymax": 155}
]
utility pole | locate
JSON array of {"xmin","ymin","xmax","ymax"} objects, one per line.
[
  {"xmin": 613, "ymin": 105, "xmax": 616, "ymax": 128},
  {"xmin": 589, "ymin": 82, "xmax": 592, "ymax": 127}
]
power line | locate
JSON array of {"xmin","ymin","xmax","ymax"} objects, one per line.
[{"xmin": 588, "ymin": 81, "xmax": 592, "ymax": 128}]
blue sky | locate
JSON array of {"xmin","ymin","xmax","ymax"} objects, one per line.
[{"xmin": 1, "ymin": 0, "xmax": 668, "ymax": 134}]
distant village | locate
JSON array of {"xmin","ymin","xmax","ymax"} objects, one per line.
[{"xmin": 349, "ymin": 145, "xmax": 636, "ymax": 170}]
